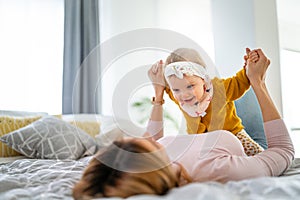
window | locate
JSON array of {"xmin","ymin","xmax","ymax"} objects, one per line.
[
  {"xmin": 280, "ymin": 50, "xmax": 300, "ymax": 129},
  {"xmin": 277, "ymin": 0, "xmax": 300, "ymax": 157},
  {"xmin": 0, "ymin": 0, "xmax": 64, "ymax": 114}
]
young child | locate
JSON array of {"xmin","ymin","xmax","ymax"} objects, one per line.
[{"xmin": 151, "ymin": 48, "xmax": 263, "ymax": 156}]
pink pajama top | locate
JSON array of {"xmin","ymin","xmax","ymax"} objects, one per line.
[{"xmin": 158, "ymin": 119, "xmax": 294, "ymax": 183}]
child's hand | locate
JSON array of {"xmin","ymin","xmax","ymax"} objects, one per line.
[
  {"xmin": 243, "ymin": 48, "xmax": 250, "ymax": 68},
  {"xmin": 243, "ymin": 48, "xmax": 259, "ymax": 68},
  {"xmin": 248, "ymin": 49, "xmax": 259, "ymax": 63},
  {"xmin": 148, "ymin": 60, "xmax": 166, "ymax": 89}
]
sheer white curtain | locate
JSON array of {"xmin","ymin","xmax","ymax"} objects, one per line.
[{"xmin": 0, "ymin": 0, "xmax": 64, "ymax": 114}]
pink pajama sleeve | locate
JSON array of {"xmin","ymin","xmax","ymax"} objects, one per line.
[{"xmin": 219, "ymin": 119, "xmax": 295, "ymax": 181}]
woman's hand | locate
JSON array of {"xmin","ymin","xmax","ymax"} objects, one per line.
[
  {"xmin": 148, "ymin": 60, "xmax": 166, "ymax": 97},
  {"xmin": 246, "ymin": 49, "xmax": 270, "ymax": 85},
  {"xmin": 246, "ymin": 49, "xmax": 280, "ymax": 121}
]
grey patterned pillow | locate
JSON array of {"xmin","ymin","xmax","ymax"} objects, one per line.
[{"xmin": 0, "ymin": 116, "xmax": 98, "ymax": 160}]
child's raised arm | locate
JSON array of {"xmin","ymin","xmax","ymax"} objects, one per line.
[{"xmin": 143, "ymin": 60, "xmax": 165, "ymax": 140}]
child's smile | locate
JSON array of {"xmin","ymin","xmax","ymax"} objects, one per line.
[
  {"xmin": 182, "ymin": 96, "xmax": 197, "ymax": 105},
  {"xmin": 167, "ymin": 75, "xmax": 206, "ymax": 106}
]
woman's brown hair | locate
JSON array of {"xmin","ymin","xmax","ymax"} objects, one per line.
[{"xmin": 72, "ymin": 138, "xmax": 188, "ymax": 199}]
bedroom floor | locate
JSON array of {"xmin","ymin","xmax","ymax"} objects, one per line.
[{"xmin": 291, "ymin": 130, "xmax": 300, "ymax": 158}]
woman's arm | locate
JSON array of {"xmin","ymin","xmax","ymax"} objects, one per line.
[
  {"xmin": 144, "ymin": 60, "xmax": 165, "ymax": 140},
  {"xmin": 221, "ymin": 49, "xmax": 294, "ymax": 181},
  {"xmin": 246, "ymin": 49, "xmax": 280, "ymax": 122}
]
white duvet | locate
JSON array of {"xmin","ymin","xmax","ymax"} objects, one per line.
[{"xmin": 0, "ymin": 157, "xmax": 300, "ymax": 200}]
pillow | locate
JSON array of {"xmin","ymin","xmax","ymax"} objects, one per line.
[
  {"xmin": 95, "ymin": 116, "xmax": 145, "ymax": 148},
  {"xmin": 60, "ymin": 114, "xmax": 101, "ymax": 138},
  {"xmin": 0, "ymin": 110, "xmax": 48, "ymax": 117},
  {"xmin": 0, "ymin": 115, "xmax": 42, "ymax": 157},
  {"xmin": 59, "ymin": 114, "xmax": 145, "ymax": 148},
  {"xmin": 0, "ymin": 116, "xmax": 98, "ymax": 160},
  {"xmin": 235, "ymin": 88, "xmax": 268, "ymax": 149},
  {"xmin": 69, "ymin": 121, "xmax": 100, "ymax": 138}
]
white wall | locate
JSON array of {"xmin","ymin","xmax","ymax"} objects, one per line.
[
  {"xmin": 100, "ymin": 0, "xmax": 214, "ymax": 117},
  {"xmin": 253, "ymin": 0, "xmax": 282, "ymax": 115},
  {"xmin": 211, "ymin": 0, "xmax": 282, "ymax": 115},
  {"xmin": 99, "ymin": 0, "xmax": 286, "ymax": 131},
  {"xmin": 99, "ymin": 0, "xmax": 158, "ymax": 117},
  {"xmin": 98, "ymin": 0, "xmax": 214, "ymax": 135}
]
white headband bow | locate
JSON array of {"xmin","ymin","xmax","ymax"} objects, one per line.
[{"xmin": 164, "ymin": 61, "xmax": 208, "ymax": 79}]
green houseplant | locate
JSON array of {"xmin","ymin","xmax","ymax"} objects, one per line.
[{"xmin": 131, "ymin": 97, "xmax": 179, "ymax": 132}]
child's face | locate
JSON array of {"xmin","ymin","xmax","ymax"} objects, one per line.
[{"xmin": 167, "ymin": 75, "xmax": 206, "ymax": 106}]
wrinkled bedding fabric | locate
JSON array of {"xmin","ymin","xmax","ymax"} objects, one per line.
[
  {"xmin": 0, "ymin": 157, "xmax": 90, "ymax": 200},
  {"xmin": 1, "ymin": 158, "xmax": 300, "ymax": 200}
]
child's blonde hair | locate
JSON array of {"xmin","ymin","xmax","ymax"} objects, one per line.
[{"xmin": 165, "ymin": 48, "xmax": 207, "ymax": 67}]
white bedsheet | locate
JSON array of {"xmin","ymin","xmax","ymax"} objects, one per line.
[
  {"xmin": 0, "ymin": 157, "xmax": 299, "ymax": 200},
  {"xmin": 0, "ymin": 156, "xmax": 27, "ymax": 164}
]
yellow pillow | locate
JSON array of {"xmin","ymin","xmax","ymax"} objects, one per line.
[
  {"xmin": 0, "ymin": 116, "xmax": 41, "ymax": 157},
  {"xmin": 59, "ymin": 114, "xmax": 102, "ymax": 138},
  {"xmin": 68, "ymin": 121, "xmax": 101, "ymax": 138}
]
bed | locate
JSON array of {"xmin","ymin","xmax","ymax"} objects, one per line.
[
  {"xmin": 1, "ymin": 111, "xmax": 300, "ymax": 200},
  {"xmin": 1, "ymin": 156, "xmax": 300, "ymax": 199}
]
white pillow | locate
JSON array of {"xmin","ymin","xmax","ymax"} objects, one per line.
[
  {"xmin": 60, "ymin": 114, "xmax": 146, "ymax": 148},
  {"xmin": 0, "ymin": 110, "xmax": 48, "ymax": 117},
  {"xmin": 95, "ymin": 116, "xmax": 146, "ymax": 148}
]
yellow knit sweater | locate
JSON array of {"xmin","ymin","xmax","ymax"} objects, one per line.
[{"xmin": 166, "ymin": 69, "xmax": 250, "ymax": 135}]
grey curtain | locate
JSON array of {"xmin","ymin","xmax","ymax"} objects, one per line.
[{"xmin": 63, "ymin": 0, "xmax": 101, "ymax": 114}]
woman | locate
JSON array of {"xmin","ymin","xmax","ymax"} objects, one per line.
[{"xmin": 72, "ymin": 49, "xmax": 294, "ymax": 199}]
